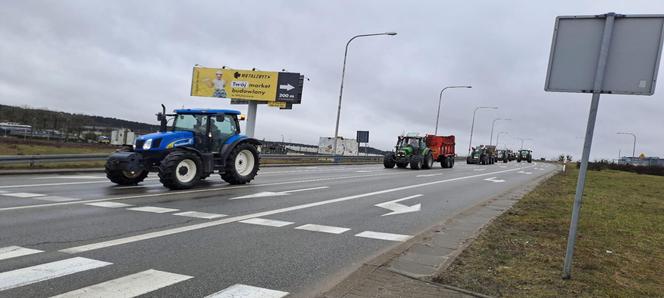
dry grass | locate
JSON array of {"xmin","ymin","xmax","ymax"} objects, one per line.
[{"xmin": 435, "ymin": 165, "xmax": 664, "ymax": 297}]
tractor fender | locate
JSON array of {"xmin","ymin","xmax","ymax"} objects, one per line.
[{"xmin": 220, "ymin": 135, "xmax": 261, "ymax": 164}]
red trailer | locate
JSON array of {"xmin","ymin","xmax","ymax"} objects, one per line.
[{"xmin": 425, "ymin": 135, "xmax": 456, "ymax": 168}]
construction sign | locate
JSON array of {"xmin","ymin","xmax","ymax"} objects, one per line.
[{"xmin": 191, "ymin": 66, "xmax": 303, "ymax": 103}]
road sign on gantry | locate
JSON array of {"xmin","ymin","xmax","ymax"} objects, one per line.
[{"xmin": 545, "ymin": 14, "xmax": 664, "ymax": 95}]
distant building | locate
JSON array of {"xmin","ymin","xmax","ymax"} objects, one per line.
[
  {"xmin": 0, "ymin": 122, "xmax": 32, "ymax": 134},
  {"xmin": 618, "ymin": 156, "xmax": 664, "ymax": 167}
]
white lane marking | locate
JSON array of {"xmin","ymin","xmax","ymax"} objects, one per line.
[
  {"xmin": 355, "ymin": 170, "xmax": 374, "ymax": 173},
  {"xmin": 0, "ymin": 178, "xmax": 159, "ymax": 190},
  {"xmin": 484, "ymin": 177, "xmax": 505, "ymax": 183},
  {"xmin": 33, "ymin": 175, "xmax": 106, "ymax": 180},
  {"xmin": 416, "ymin": 173, "xmax": 443, "ymax": 178},
  {"xmin": 374, "ymin": 194, "xmax": 422, "ymax": 216},
  {"xmin": 0, "ymin": 257, "xmax": 111, "ymax": 291},
  {"xmin": 0, "ymin": 246, "xmax": 43, "ymax": 261},
  {"xmin": 499, "ymin": 166, "xmax": 507, "ymax": 168},
  {"xmin": 1, "ymin": 192, "xmax": 46, "ymax": 198},
  {"xmin": 34, "ymin": 196, "xmax": 80, "ymax": 202},
  {"xmin": 206, "ymin": 284, "xmax": 289, "ymax": 298},
  {"xmin": 174, "ymin": 211, "xmax": 226, "ymax": 219},
  {"xmin": 127, "ymin": 206, "xmax": 179, "ymax": 214},
  {"xmin": 229, "ymin": 186, "xmax": 328, "ymax": 200},
  {"xmin": 295, "ymin": 224, "xmax": 350, "ymax": 234},
  {"xmin": 51, "ymin": 269, "xmax": 192, "ymax": 298},
  {"xmin": 473, "ymin": 168, "xmax": 487, "ymax": 171},
  {"xmin": 86, "ymin": 202, "xmax": 134, "ymax": 208},
  {"xmin": 0, "ymin": 172, "xmax": 402, "ymax": 212},
  {"xmin": 518, "ymin": 170, "xmax": 533, "ymax": 175},
  {"xmin": 239, "ymin": 218, "xmax": 294, "ymax": 227},
  {"xmin": 59, "ymin": 165, "xmax": 536, "ymax": 254},
  {"xmin": 355, "ymin": 231, "xmax": 412, "ymax": 242}
]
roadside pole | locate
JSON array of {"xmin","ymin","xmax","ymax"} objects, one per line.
[
  {"xmin": 562, "ymin": 13, "xmax": 614, "ymax": 279},
  {"xmin": 245, "ymin": 101, "xmax": 258, "ymax": 138}
]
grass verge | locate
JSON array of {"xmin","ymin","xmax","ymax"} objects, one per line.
[{"xmin": 434, "ymin": 165, "xmax": 664, "ymax": 297}]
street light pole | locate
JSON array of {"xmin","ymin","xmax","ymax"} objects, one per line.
[
  {"xmin": 490, "ymin": 118, "xmax": 511, "ymax": 146},
  {"xmin": 434, "ymin": 85, "xmax": 472, "ymax": 135},
  {"xmin": 333, "ymin": 32, "xmax": 397, "ymax": 155},
  {"xmin": 616, "ymin": 132, "xmax": 637, "ymax": 158},
  {"xmin": 468, "ymin": 106, "xmax": 498, "ymax": 154},
  {"xmin": 496, "ymin": 131, "xmax": 508, "ymax": 148}
]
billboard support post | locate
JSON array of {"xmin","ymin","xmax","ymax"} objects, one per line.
[
  {"xmin": 246, "ymin": 101, "xmax": 258, "ymax": 138},
  {"xmin": 562, "ymin": 13, "xmax": 615, "ymax": 279}
]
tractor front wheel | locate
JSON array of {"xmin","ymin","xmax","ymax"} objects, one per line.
[
  {"xmin": 159, "ymin": 151, "xmax": 202, "ymax": 190},
  {"xmin": 383, "ymin": 153, "xmax": 396, "ymax": 168},
  {"xmin": 410, "ymin": 156, "xmax": 422, "ymax": 170},
  {"xmin": 106, "ymin": 168, "xmax": 148, "ymax": 185},
  {"xmin": 221, "ymin": 143, "xmax": 260, "ymax": 185}
]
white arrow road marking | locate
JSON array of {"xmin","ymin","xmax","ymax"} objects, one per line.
[
  {"xmin": 206, "ymin": 284, "xmax": 289, "ymax": 298},
  {"xmin": 518, "ymin": 170, "xmax": 533, "ymax": 175},
  {"xmin": 229, "ymin": 186, "xmax": 328, "ymax": 200},
  {"xmin": 484, "ymin": 177, "xmax": 505, "ymax": 183},
  {"xmin": 279, "ymin": 83, "xmax": 295, "ymax": 91},
  {"xmin": 374, "ymin": 194, "xmax": 422, "ymax": 216}
]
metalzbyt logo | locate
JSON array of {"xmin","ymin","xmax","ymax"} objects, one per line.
[{"xmin": 231, "ymin": 81, "xmax": 249, "ymax": 88}]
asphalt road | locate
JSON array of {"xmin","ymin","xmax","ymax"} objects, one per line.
[{"xmin": 0, "ymin": 160, "xmax": 557, "ymax": 297}]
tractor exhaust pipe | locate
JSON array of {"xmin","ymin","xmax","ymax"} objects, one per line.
[{"xmin": 158, "ymin": 104, "xmax": 167, "ymax": 132}]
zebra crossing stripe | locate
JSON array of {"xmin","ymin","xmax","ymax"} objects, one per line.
[
  {"xmin": 51, "ymin": 269, "xmax": 192, "ymax": 298},
  {"xmin": 0, "ymin": 246, "xmax": 43, "ymax": 261},
  {"xmin": 0, "ymin": 257, "xmax": 111, "ymax": 291},
  {"xmin": 205, "ymin": 284, "xmax": 289, "ymax": 298}
]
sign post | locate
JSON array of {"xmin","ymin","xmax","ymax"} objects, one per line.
[{"xmin": 544, "ymin": 13, "xmax": 664, "ymax": 279}]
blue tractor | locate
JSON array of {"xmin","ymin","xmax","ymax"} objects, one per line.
[{"xmin": 105, "ymin": 105, "xmax": 261, "ymax": 189}]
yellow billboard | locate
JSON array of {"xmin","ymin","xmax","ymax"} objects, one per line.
[{"xmin": 191, "ymin": 67, "xmax": 278, "ymax": 102}]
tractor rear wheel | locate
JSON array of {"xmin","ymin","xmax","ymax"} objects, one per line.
[
  {"xmin": 422, "ymin": 152, "xmax": 434, "ymax": 169},
  {"xmin": 383, "ymin": 153, "xmax": 396, "ymax": 168},
  {"xmin": 159, "ymin": 150, "xmax": 202, "ymax": 190},
  {"xmin": 221, "ymin": 143, "xmax": 260, "ymax": 185},
  {"xmin": 410, "ymin": 156, "xmax": 422, "ymax": 170}
]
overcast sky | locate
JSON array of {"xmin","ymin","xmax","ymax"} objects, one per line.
[{"xmin": 2, "ymin": 0, "xmax": 663, "ymax": 160}]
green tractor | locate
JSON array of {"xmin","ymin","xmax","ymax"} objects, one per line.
[
  {"xmin": 383, "ymin": 135, "xmax": 434, "ymax": 170},
  {"xmin": 517, "ymin": 149, "xmax": 533, "ymax": 163},
  {"xmin": 467, "ymin": 145, "xmax": 495, "ymax": 165}
]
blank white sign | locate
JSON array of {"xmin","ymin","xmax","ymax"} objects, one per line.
[{"xmin": 545, "ymin": 14, "xmax": 664, "ymax": 95}]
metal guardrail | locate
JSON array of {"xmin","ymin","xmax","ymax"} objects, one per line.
[{"xmin": 0, "ymin": 153, "xmax": 383, "ymax": 166}]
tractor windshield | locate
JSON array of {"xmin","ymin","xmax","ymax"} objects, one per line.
[{"xmin": 173, "ymin": 114, "xmax": 208, "ymax": 134}]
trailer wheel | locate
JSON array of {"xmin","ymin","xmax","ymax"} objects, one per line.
[
  {"xmin": 221, "ymin": 142, "xmax": 260, "ymax": 185},
  {"xmin": 449, "ymin": 158, "xmax": 455, "ymax": 168},
  {"xmin": 159, "ymin": 150, "xmax": 202, "ymax": 190},
  {"xmin": 383, "ymin": 153, "xmax": 396, "ymax": 168},
  {"xmin": 422, "ymin": 152, "xmax": 434, "ymax": 169}
]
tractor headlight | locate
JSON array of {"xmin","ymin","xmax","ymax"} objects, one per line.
[{"xmin": 143, "ymin": 139, "xmax": 153, "ymax": 150}]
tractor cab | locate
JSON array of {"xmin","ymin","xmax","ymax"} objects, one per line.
[
  {"xmin": 105, "ymin": 105, "xmax": 261, "ymax": 190},
  {"xmin": 396, "ymin": 136, "xmax": 426, "ymax": 156}
]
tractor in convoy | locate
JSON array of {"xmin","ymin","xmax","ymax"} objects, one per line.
[
  {"xmin": 383, "ymin": 134, "xmax": 456, "ymax": 170},
  {"xmin": 467, "ymin": 145, "xmax": 497, "ymax": 165},
  {"xmin": 496, "ymin": 149, "xmax": 509, "ymax": 163},
  {"xmin": 384, "ymin": 135, "xmax": 433, "ymax": 170},
  {"xmin": 517, "ymin": 149, "xmax": 533, "ymax": 163},
  {"xmin": 105, "ymin": 105, "xmax": 261, "ymax": 190}
]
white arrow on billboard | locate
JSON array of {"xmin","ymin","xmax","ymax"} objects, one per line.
[
  {"xmin": 374, "ymin": 194, "xmax": 422, "ymax": 216},
  {"xmin": 484, "ymin": 177, "xmax": 505, "ymax": 183},
  {"xmin": 279, "ymin": 83, "xmax": 295, "ymax": 91},
  {"xmin": 229, "ymin": 186, "xmax": 328, "ymax": 200}
]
